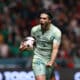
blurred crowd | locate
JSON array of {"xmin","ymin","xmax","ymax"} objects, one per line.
[{"xmin": 0, "ymin": 0, "xmax": 80, "ymax": 69}]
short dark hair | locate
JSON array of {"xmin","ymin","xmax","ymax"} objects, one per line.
[{"xmin": 39, "ymin": 9, "xmax": 53, "ymax": 20}]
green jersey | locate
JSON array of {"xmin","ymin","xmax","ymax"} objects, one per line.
[{"xmin": 31, "ymin": 24, "xmax": 61, "ymax": 64}]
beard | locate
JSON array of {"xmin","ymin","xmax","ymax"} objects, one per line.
[{"xmin": 40, "ymin": 22, "xmax": 49, "ymax": 30}]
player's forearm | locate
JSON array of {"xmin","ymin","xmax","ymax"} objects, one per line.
[{"xmin": 50, "ymin": 48, "xmax": 59, "ymax": 64}]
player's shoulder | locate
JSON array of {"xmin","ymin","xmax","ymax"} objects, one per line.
[
  {"xmin": 51, "ymin": 24, "xmax": 62, "ymax": 34},
  {"xmin": 31, "ymin": 24, "xmax": 41, "ymax": 32}
]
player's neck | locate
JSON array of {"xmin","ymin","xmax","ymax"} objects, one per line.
[{"xmin": 41, "ymin": 24, "xmax": 50, "ymax": 34}]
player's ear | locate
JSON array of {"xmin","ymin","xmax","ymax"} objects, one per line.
[{"xmin": 49, "ymin": 19, "xmax": 51, "ymax": 23}]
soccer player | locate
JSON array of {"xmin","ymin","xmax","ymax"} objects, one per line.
[{"xmin": 20, "ymin": 9, "xmax": 61, "ymax": 80}]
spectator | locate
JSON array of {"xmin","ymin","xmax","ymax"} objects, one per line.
[{"xmin": 0, "ymin": 34, "xmax": 10, "ymax": 58}]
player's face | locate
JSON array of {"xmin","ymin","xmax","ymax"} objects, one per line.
[{"xmin": 40, "ymin": 13, "xmax": 51, "ymax": 29}]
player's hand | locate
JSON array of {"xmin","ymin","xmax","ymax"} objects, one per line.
[
  {"xmin": 46, "ymin": 61, "xmax": 58, "ymax": 68},
  {"xmin": 46, "ymin": 61, "xmax": 53, "ymax": 67},
  {"xmin": 19, "ymin": 42, "xmax": 27, "ymax": 51},
  {"xmin": 19, "ymin": 41, "xmax": 33, "ymax": 51},
  {"xmin": 46, "ymin": 61, "xmax": 57, "ymax": 67}
]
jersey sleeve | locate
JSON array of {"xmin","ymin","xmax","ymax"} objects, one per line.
[
  {"xmin": 53, "ymin": 30, "xmax": 62, "ymax": 45},
  {"xmin": 31, "ymin": 27, "xmax": 35, "ymax": 37},
  {"xmin": 31, "ymin": 29, "xmax": 33, "ymax": 37}
]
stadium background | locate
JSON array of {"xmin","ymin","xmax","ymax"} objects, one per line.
[{"xmin": 0, "ymin": 0, "xmax": 80, "ymax": 80}]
